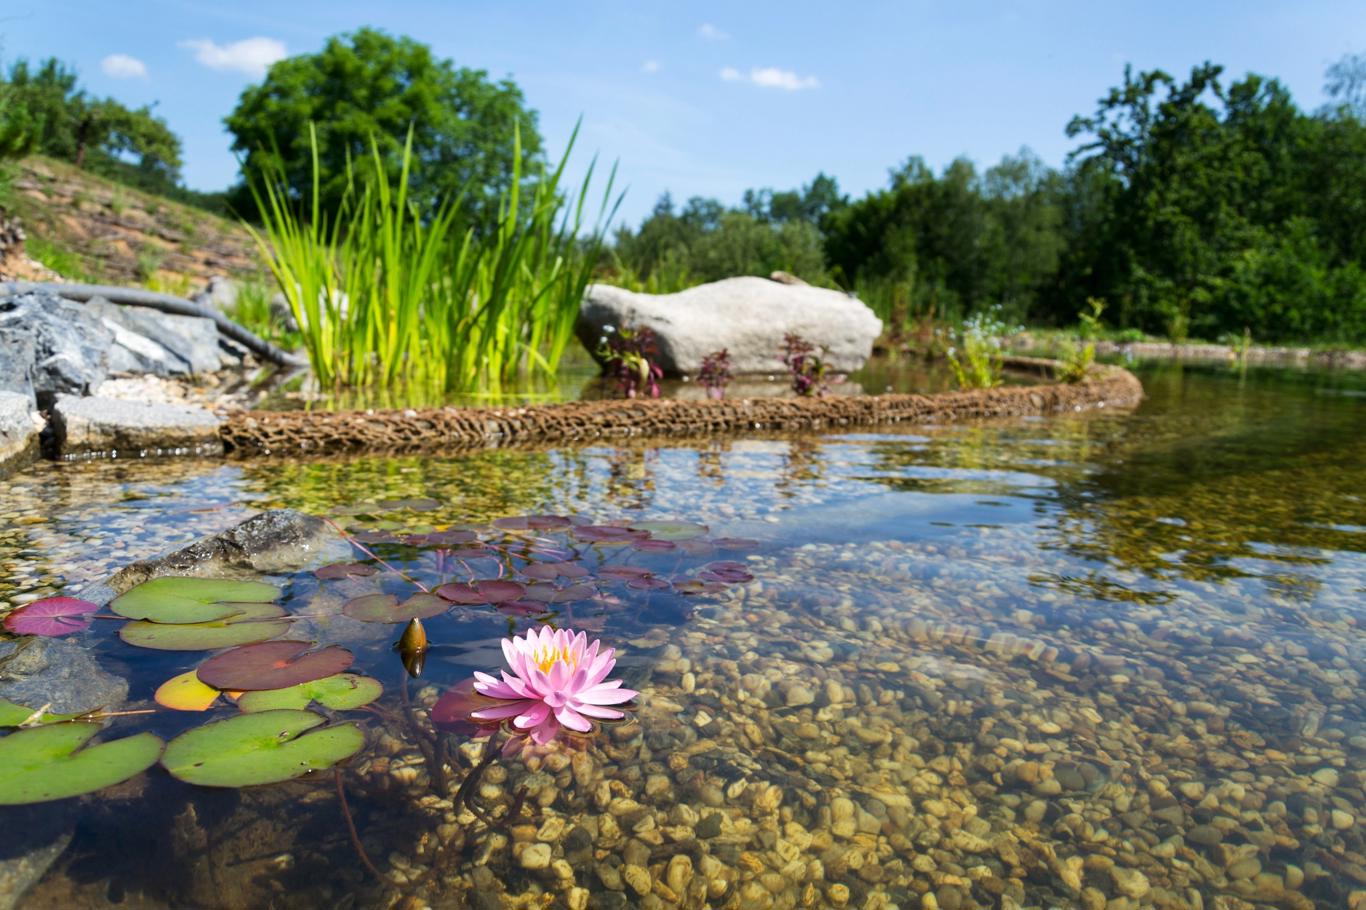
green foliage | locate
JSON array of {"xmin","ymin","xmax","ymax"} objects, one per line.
[
  {"xmin": 1078, "ymin": 297, "xmax": 1106, "ymax": 340},
  {"xmin": 226, "ymin": 28, "xmax": 542, "ymax": 227},
  {"xmin": 227, "ymin": 281, "xmax": 298, "ymax": 348},
  {"xmin": 1062, "ymin": 63, "xmax": 1366, "ymax": 344},
  {"xmin": 825, "ymin": 151, "xmax": 1064, "ymax": 329},
  {"xmin": 1055, "ymin": 339, "xmax": 1096, "ymax": 383},
  {"xmin": 946, "ymin": 310, "xmax": 1009, "ymax": 389},
  {"xmin": 0, "ymin": 724, "xmax": 163, "ymax": 805},
  {"xmin": 607, "ymin": 57, "xmax": 1366, "ymax": 348},
  {"xmin": 614, "ymin": 180, "xmax": 834, "ymax": 287},
  {"xmin": 246, "ymin": 122, "xmax": 618, "ymax": 390},
  {"xmin": 161, "ymin": 710, "xmax": 363, "ymax": 788},
  {"xmin": 1, "ymin": 56, "xmax": 183, "ymax": 194}
]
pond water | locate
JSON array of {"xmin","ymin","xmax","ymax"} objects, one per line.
[{"xmin": 0, "ymin": 361, "xmax": 1362, "ymax": 910}]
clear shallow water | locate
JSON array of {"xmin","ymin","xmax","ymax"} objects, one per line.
[{"xmin": 0, "ymin": 361, "xmax": 1362, "ymax": 909}]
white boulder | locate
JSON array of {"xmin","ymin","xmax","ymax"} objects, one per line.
[{"xmin": 577, "ymin": 277, "xmax": 882, "ymax": 376}]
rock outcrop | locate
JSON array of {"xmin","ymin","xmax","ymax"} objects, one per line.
[
  {"xmin": 49, "ymin": 394, "xmax": 223, "ymax": 458},
  {"xmin": 0, "ymin": 392, "xmax": 42, "ymax": 477},
  {"xmin": 577, "ymin": 277, "xmax": 882, "ymax": 376}
]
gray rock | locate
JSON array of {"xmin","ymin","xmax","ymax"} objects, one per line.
[
  {"xmin": 107, "ymin": 508, "xmax": 352, "ymax": 592},
  {"xmin": 85, "ymin": 298, "xmax": 222, "ymax": 375},
  {"xmin": 49, "ymin": 394, "xmax": 223, "ymax": 458},
  {"xmin": 0, "ymin": 636, "xmax": 128, "ymax": 715},
  {"xmin": 0, "ymin": 293, "xmax": 111, "ymax": 407},
  {"xmin": 0, "ymin": 391, "xmax": 42, "ymax": 477},
  {"xmin": 0, "ymin": 814, "xmax": 72, "ymax": 910},
  {"xmin": 191, "ymin": 275, "xmax": 239, "ymax": 312},
  {"xmin": 576, "ymin": 277, "xmax": 882, "ymax": 376}
]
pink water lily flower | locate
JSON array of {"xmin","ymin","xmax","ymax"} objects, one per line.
[{"xmin": 471, "ymin": 626, "xmax": 637, "ymax": 744}]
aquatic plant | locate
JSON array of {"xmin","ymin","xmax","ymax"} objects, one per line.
[
  {"xmin": 946, "ymin": 309, "xmax": 1008, "ymax": 389},
  {"xmin": 2, "ymin": 596, "xmax": 98, "ymax": 636},
  {"xmin": 596, "ymin": 324, "xmax": 663, "ymax": 398},
  {"xmin": 1078, "ymin": 296, "xmax": 1106, "ymax": 340},
  {"xmin": 0, "ymin": 508, "xmax": 757, "ymax": 828},
  {"xmin": 245, "ymin": 122, "xmax": 621, "ymax": 391},
  {"xmin": 469, "ymin": 627, "xmax": 637, "ymax": 744},
  {"xmin": 781, "ymin": 332, "xmax": 829, "ymax": 397},
  {"xmin": 697, "ymin": 348, "xmax": 733, "ymax": 399},
  {"xmin": 1056, "ymin": 338, "xmax": 1096, "ymax": 383}
]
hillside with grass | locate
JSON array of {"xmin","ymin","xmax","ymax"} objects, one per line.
[{"xmin": 2, "ymin": 155, "xmax": 262, "ymax": 293}]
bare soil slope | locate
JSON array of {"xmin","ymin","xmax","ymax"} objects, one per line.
[{"xmin": 2, "ymin": 156, "xmax": 262, "ymax": 291}]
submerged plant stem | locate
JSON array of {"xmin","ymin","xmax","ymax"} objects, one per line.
[{"xmin": 334, "ymin": 767, "xmax": 405, "ymax": 890}]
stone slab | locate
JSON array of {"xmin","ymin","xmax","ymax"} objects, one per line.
[
  {"xmin": 50, "ymin": 394, "xmax": 223, "ymax": 458},
  {"xmin": 0, "ymin": 391, "xmax": 42, "ymax": 477}
]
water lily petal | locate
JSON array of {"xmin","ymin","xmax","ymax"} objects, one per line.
[{"xmin": 554, "ymin": 704, "xmax": 593, "ymax": 732}]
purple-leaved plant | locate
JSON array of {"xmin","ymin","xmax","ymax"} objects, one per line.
[
  {"xmin": 781, "ymin": 333, "xmax": 829, "ymax": 397},
  {"xmin": 697, "ymin": 349, "xmax": 733, "ymax": 400},
  {"xmin": 596, "ymin": 325, "xmax": 663, "ymax": 399}
]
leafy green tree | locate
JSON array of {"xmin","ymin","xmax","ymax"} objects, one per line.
[
  {"xmin": 1324, "ymin": 52, "xmax": 1366, "ymax": 120},
  {"xmin": 1064, "ymin": 62, "xmax": 1365, "ymax": 342},
  {"xmin": 225, "ymin": 28, "xmax": 542, "ymax": 225},
  {"xmin": 1, "ymin": 56, "xmax": 183, "ymax": 189},
  {"xmin": 613, "ymin": 192, "xmax": 827, "ymax": 286}
]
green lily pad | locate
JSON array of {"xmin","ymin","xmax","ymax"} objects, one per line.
[
  {"xmin": 0, "ymin": 724, "xmax": 163, "ymax": 804},
  {"xmin": 627, "ymin": 519, "xmax": 710, "ymax": 541},
  {"xmin": 236, "ymin": 674, "xmax": 383, "ymax": 713},
  {"xmin": 0, "ymin": 698, "xmax": 83, "ymax": 727},
  {"xmin": 342, "ymin": 592, "xmax": 449, "ymax": 623},
  {"xmin": 161, "ymin": 710, "xmax": 364, "ymax": 787},
  {"xmin": 119, "ymin": 602, "xmax": 290, "ymax": 651},
  {"xmin": 111, "ymin": 577, "xmax": 281, "ymax": 624}
]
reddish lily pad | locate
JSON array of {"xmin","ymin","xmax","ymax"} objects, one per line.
[
  {"xmin": 314, "ymin": 563, "xmax": 376, "ymax": 580},
  {"xmin": 632, "ymin": 538, "xmax": 677, "ymax": 552},
  {"xmin": 435, "ymin": 580, "xmax": 525, "ymax": 605},
  {"xmin": 712, "ymin": 537, "xmax": 761, "ymax": 550},
  {"xmin": 493, "ymin": 515, "xmax": 572, "ymax": 532},
  {"xmin": 342, "ymin": 593, "xmax": 449, "ymax": 623},
  {"xmin": 430, "ymin": 679, "xmax": 501, "ymax": 735},
  {"xmin": 111, "ymin": 577, "xmax": 281, "ymax": 624},
  {"xmin": 119, "ymin": 602, "xmax": 290, "ymax": 651},
  {"xmin": 496, "ymin": 600, "xmax": 548, "ymax": 616},
  {"xmin": 571, "ymin": 525, "xmax": 645, "ymax": 544},
  {"xmin": 522, "ymin": 562, "xmax": 589, "ymax": 581},
  {"xmin": 3, "ymin": 597, "xmax": 99, "ymax": 636},
  {"xmin": 197, "ymin": 641, "xmax": 354, "ymax": 691}
]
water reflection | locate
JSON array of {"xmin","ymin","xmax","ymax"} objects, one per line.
[{"xmin": 0, "ymin": 362, "xmax": 1361, "ymax": 909}]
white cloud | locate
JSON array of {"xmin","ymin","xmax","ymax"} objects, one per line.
[
  {"xmin": 718, "ymin": 66, "xmax": 820, "ymax": 91},
  {"xmin": 641, "ymin": 59, "xmax": 661, "ymax": 74},
  {"xmin": 178, "ymin": 37, "xmax": 286, "ymax": 78},
  {"xmin": 698, "ymin": 23, "xmax": 731, "ymax": 41},
  {"xmin": 101, "ymin": 54, "xmax": 147, "ymax": 80}
]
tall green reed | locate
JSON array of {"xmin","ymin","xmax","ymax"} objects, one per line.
[{"xmin": 244, "ymin": 122, "xmax": 620, "ymax": 391}]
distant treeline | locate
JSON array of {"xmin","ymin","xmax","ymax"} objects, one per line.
[
  {"xmin": 612, "ymin": 59, "xmax": 1366, "ymax": 345},
  {"xmin": 0, "ymin": 57, "xmax": 231, "ymax": 214}
]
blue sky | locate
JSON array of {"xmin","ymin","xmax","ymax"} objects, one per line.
[{"xmin": 3, "ymin": 1, "xmax": 1362, "ymax": 226}]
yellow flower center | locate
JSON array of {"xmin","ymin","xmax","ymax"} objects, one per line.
[{"xmin": 532, "ymin": 644, "xmax": 576, "ymax": 673}]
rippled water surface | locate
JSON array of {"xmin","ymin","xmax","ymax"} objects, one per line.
[{"xmin": 0, "ymin": 361, "xmax": 1362, "ymax": 910}]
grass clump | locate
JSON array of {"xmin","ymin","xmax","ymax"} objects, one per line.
[{"xmin": 245, "ymin": 122, "xmax": 619, "ymax": 391}]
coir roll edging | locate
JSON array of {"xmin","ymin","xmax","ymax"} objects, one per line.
[{"xmin": 220, "ymin": 358, "xmax": 1143, "ymax": 457}]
